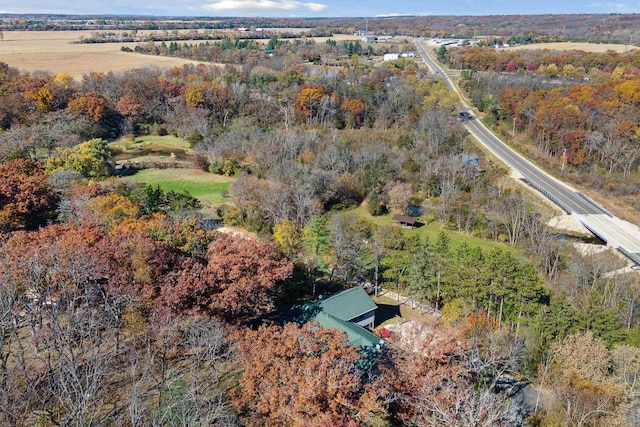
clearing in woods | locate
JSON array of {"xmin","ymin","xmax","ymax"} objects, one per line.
[
  {"xmin": 125, "ymin": 168, "xmax": 234, "ymax": 208},
  {"xmin": 347, "ymin": 205, "xmax": 520, "ymax": 255},
  {"xmin": 107, "ymin": 136, "xmax": 232, "ymax": 207},
  {"xmin": 107, "ymin": 135, "xmax": 233, "ymax": 210},
  {"xmin": 109, "ymin": 135, "xmax": 194, "ymax": 165}
]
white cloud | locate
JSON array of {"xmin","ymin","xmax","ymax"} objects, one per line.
[
  {"xmin": 585, "ymin": 2, "xmax": 628, "ymax": 8},
  {"xmin": 204, "ymin": 0, "xmax": 328, "ymax": 12},
  {"xmin": 376, "ymin": 13, "xmax": 408, "ymax": 17}
]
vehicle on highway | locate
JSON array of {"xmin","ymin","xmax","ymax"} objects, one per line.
[{"xmin": 459, "ymin": 111, "xmax": 473, "ymax": 121}]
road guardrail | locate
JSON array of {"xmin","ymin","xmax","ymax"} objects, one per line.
[
  {"xmin": 576, "ymin": 192, "xmax": 613, "ymax": 217},
  {"xmin": 521, "ymin": 178, "xmax": 572, "ymax": 214}
]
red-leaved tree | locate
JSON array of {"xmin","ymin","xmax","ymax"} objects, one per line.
[
  {"xmin": 158, "ymin": 234, "xmax": 293, "ymax": 321},
  {"xmin": 0, "ymin": 159, "xmax": 58, "ymax": 232}
]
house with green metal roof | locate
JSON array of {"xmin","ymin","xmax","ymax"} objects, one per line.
[
  {"xmin": 314, "ymin": 311, "xmax": 382, "ymax": 348},
  {"xmin": 311, "ymin": 286, "xmax": 383, "ymax": 349},
  {"xmin": 318, "ymin": 286, "xmax": 377, "ymax": 330}
]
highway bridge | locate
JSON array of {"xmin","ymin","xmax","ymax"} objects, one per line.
[{"xmin": 414, "ymin": 39, "xmax": 640, "ymax": 266}]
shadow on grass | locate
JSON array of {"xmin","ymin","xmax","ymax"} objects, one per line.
[
  {"xmin": 374, "ymin": 303, "xmax": 401, "ymax": 327},
  {"xmin": 112, "ymin": 167, "xmax": 140, "ymax": 177}
]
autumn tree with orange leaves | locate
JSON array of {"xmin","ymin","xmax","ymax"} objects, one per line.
[
  {"xmin": 67, "ymin": 92, "xmax": 108, "ymax": 122},
  {"xmin": 341, "ymin": 99, "xmax": 366, "ymax": 128},
  {"xmin": 295, "ymin": 85, "xmax": 338, "ymax": 125},
  {"xmin": 233, "ymin": 321, "xmax": 384, "ymax": 427},
  {"xmin": 0, "ymin": 159, "xmax": 58, "ymax": 232},
  {"xmin": 115, "ymin": 94, "xmax": 143, "ymax": 134}
]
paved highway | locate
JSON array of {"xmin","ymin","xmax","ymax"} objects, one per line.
[{"xmin": 414, "ymin": 39, "xmax": 640, "ymax": 266}]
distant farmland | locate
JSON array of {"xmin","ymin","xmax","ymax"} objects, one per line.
[
  {"xmin": 0, "ymin": 29, "xmax": 363, "ymax": 81},
  {"xmin": 0, "ymin": 30, "xmax": 215, "ymax": 81}
]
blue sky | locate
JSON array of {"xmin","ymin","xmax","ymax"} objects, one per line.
[{"xmin": 1, "ymin": 0, "xmax": 639, "ymax": 17}]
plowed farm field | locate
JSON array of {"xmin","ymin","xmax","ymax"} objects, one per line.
[
  {"xmin": 0, "ymin": 30, "xmax": 365, "ymax": 82},
  {"xmin": 0, "ymin": 30, "xmax": 214, "ymax": 81}
]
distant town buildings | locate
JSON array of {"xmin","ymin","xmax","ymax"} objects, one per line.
[
  {"xmin": 353, "ymin": 30, "xmax": 375, "ymax": 37},
  {"xmin": 383, "ymin": 52, "xmax": 416, "ymax": 61},
  {"xmin": 356, "ymin": 33, "xmax": 395, "ymax": 43},
  {"xmin": 427, "ymin": 38, "xmax": 481, "ymax": 47}
]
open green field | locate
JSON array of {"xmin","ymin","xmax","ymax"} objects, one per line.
[
  {"xmin": 127, "ymin": 168, "xmax": 233, "ymax": 207},
  {"xmin": 348, "ymin": 205, "xmax": 517, "ymax": 254}
]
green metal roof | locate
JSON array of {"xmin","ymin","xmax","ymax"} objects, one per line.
[
  {"xmin": 313, "ymin": 312, "xmax": 383, "ymax": 349},
  {"xmin": 319, "ymin": 286, "xmax": 377, "ymax": 322}
]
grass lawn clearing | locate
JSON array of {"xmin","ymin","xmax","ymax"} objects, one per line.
[
  {"xmin": 110, "ymin": 135, "xmax": 194, "ymax": 164},
  {"xmin": 125, "ymin": 168, "xmax": 233, "ymax": 207},
  {"xmin": 110, "ymin": 135, "xmax": 192, "ymax": 152},
  {"xmin": 347, "ymin": 205, "xmax": 519, "ymax": 254}
]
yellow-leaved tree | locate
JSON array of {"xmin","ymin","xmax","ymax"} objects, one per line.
[
  {"xmin": 45, "ymin": 138, "xmax": 111, "ymax": 179},
  {"xmin": 273, "ymin": 219, "xmax": 302, "ymax": 256}
]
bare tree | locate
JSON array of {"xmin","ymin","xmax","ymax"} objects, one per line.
[
  {"xmin": 125, "ymin": 348, "xmax": 155, "ymax": 427},
  {"xmin": 290, "ymin": 183, "xmax": 320, "ymax": 226},
  {"xmin": 569, "ymin": 248, "xmax": 626, "ymax": 293},
  {"xmin": 0, "ymin": 276, "xmax": 24, "ymax": 427},
  {"xmin": 386, "ymin": 181, "xmax": 413, "ymax": 214},
  {"xmin": 495, "ymin": 189, "xmax": 529, "ymax": 245},
  {"xmin": 154, "ymin": 317, "xmax": 238, "ymax": 426},
  {"xmin": 329, "ymin": 214, "xmax": 367, "ymax": 282}
]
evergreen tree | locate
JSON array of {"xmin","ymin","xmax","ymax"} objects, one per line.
[
  {"xmin": 436, "ymin": 44, "xmax": 448, "ymax": 63},
  {"xmin": 303, "ymin": 215, "xmax": 331, "ymax": 276},
  {"xmin": 408, "ymin": 238, "xmax": 438, "ymax": 304},
  {"xmin": 366, "ymin": 190, "xmax": 383, "ymax": 216},
  {"xmin": 266, "ymin": 35, "xmax": 280, "ymax": 50}
]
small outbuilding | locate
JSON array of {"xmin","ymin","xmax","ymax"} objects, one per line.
[{"xmin": 392, "ymin": 214, "xmax": 417, "ymax": 227}]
